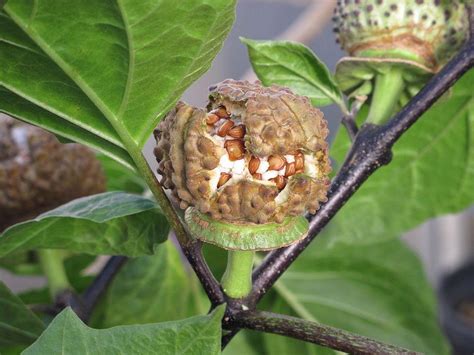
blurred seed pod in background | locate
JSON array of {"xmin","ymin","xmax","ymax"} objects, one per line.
[
  {"xmin": 154, "ymin": 80, "xmax": 331, "ymax": 251},
  {"xmin": 0, "ymin": 115, "xmax": 106, "ymax": 231}
]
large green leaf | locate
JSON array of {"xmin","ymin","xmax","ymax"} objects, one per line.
[
  {"xmin": 101, "ymin": 241, "xmax": 209, "ymax": 327},
  {"xmin": 0, "ymin": 282, "xmax": 44, "ymax": 347},
  {"xmin": 23, "ymin": 305, "xmax": 225, "ymax": 355},
  {"xmin": 327, "ymin": 69, "xmax": 474, "ymax": 246},
  {"xmin": 263, "ymin": 238, "xmax": 449, "ymax": 355},
  {"xmin": 0, "ymin": 87, "xmax": 135, "ymax": 169},
  {"xmin": 0, "ymin": 192, "xmax": 169, "ymax": 257},
  {"xmin": 0, "ymin": 0, "xmax": 236, "ymax": 165},
  {"xmin": 242, "ymin": 38, "xmax": 345, "ymax": 110}
]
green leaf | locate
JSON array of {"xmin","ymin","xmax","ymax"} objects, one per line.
[
  {"xmin": 0, "ymin": 282, "xmax": 44, "ymax": 347},
  {"xmin": 96, "ymin": 153, "xmax": 147, "ymax": 194},
  {"xmin": 264, "ymin": 238, "xmax": 449, "ymax": 355},
  {"xmin": 242, "ymin": 38, "xmax": 346, "ymax": 110},
  {"xmin": 0, "ymin": 0, "xmax": 236, "ymax": 165},
  {"xmin": 0, "ymin": 192, "xmax": 169, "ymax": 257},
  {"xmin": 0, "ymin": 87, "xmax": 135, "ymax": 170},
  {"xmin": 101, "ymin": 241, "xmax": 209, "ymax": 327},
  {"xmin": 329, "ymin": 69, "xmax": 474, "ymax": 245},
  {"xmin": 24, "ymin": 305, "xmax": 225, "ymax": 355}
]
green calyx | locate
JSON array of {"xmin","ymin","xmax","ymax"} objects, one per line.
[
  {"xmin": 185, "ymin": 207, "xmax": 309, "ymax": 251},
  {"xmin": 333, "ymin": 0, "xmax": 469, "ymax": 116},
  {"xmin": 336, "ymin": 57, "xmax": 432, "ymax": 122}
]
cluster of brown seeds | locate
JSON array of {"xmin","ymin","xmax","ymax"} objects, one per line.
[{"xmin": 205, "ymin": 105, "xmax": 307, "ymax": 191}]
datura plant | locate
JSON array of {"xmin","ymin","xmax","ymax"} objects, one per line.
[
  {"xmin": 154, "ymin": 80, "xmax": 330, "ymax": 298},
  {"xmin": 0, "ymin": 116, "xmax": 105, "ymax": 231},
  {"xmin": 333, "ymin": 0, "xmax": 469, "ymax": 123},
  {"xmin": 0, "ymin": 0, "xmax": 473, "ymax": 354}
]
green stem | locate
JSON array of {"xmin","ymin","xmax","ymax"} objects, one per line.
[
  {"xmin": 118, "ymin": 134, "xmax": 189, "ymax": 245},
  {"xmin": 37, "ymin": 249, "xmax": 70, "ymax": 299},
  {"xmin": 221, "ymin": 250, "xmax": 255, "ymax": 299},
  {"xmin": 366, "ymin": 67, "xmax": 405, "ymax": 125}
]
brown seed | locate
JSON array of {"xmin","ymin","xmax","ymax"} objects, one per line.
[
  {"xmin": 224, "ymin": 139, "xmax": 245, "ymax": 161},
  {"xmin": 248, "ymin": 156, "xmax": 260, "ymax": 174},
  {"xmin": 271, "ymin": 175, "xmax": 287, "ymax": 190},
  {"xmin": 252, "ymin": 173, "xmax": 262, "ymax": 180},
  {"xmin": 295, "ymin": 153, "xmax": 304, "ymax": 171},
  {"xmin": 268, "ymin": 155, "xmax": 286, "ymax": 170},
  {"xmin": 285, "ymin": 162, "xmax": 296, "ymax": 177},
  {"xmin": 217, "ymin": 172, "xmax": 231, "ymax": 188},
  {"xmin": 206, "ymin": 113, "xmax": 220, "ymax": 125},
  {"xmin": 214, "ymin": 106, "xmax": 229, "ymax": 118},
  {"xmin": 227, "ymin": 124, "xmax": 246, "ymax": 139},
  {"xmin": 217, "ymin": 120, "xmax": 234, "ymax": 137}
]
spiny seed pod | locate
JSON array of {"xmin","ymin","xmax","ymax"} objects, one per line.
[
  {"xmin": 332, "ymin": 0, "xmax": 469, "ymax": 113},
  {"xmin": 154, "ymin": 80, "xmax": 331, "ymax": 251},
  {"xmin": 333, "ymin": 0, "xmax": 468, "ymax": 71},
  {"xmin": 0, "ymin": 116, "xmax": 106, "ymax": 231}
]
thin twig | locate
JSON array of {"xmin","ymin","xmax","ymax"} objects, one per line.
[
  {"xmin": 180, "ymin": 238, "xmax": 225, "ymax": 306},
  {"xmin": 226, "ymin": 310, "xmax": 419, "ymax": 355},
  {"xmin": 81, "ymin": 255, "xmax": 128, "ymax": 322},
  {"xmin": 341, "ymin": 96, "xmax": 365, "ymax": 141}
]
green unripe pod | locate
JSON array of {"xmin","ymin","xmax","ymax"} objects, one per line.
[{"xmin": 332, "ymin": 0, "xmax": 469, "ymax": 123}]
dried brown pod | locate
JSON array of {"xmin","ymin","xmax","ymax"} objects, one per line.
[
  {"xmin": 0, "ymin": 116, "xmax": 106, "ymax": 231},
  {"xmin": 154, "ymin": 80, "xmax": 330, "ymax": 241}
]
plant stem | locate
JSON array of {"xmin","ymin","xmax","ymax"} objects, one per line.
[
  {"xmin": 38, "ymin": 249, "xmax": 70, "ymax": 299},
  {"xmin": 81, "ymin": 256, "xmax": 128, "ymax": 321},
  {"xmin": 221, "ymin": 250, "xmax": 254, "ymax": 299},
  {"xmin": 227, "ymin": 310, "xmax": 419, "ymax": 355},
  {"xmin": 129, "ymin": 147, "xmax": 188, "ymax": 243},
  {"xmin": 366, "ymin": 67, "xmax": 405, "ymax": 125}
]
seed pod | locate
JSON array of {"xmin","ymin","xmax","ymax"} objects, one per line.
[
  {"xmin": 333, "ymin": 0, "xmax": 468, "ymax": 71},
  {"xmin": 0, "ymin": 116, "xmax": 106, "ymax": 231},
  {"xmin": 333, "ymin": 1, "xmax": 468, "ymax": 106},
  {"xmin": 154, "ymin": 80, "xmax": 331, "ymax": 251}
]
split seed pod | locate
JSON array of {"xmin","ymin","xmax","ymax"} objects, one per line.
[
  {"xmin": 154, "ymin": 80, "xmax": 331, "ymax": 251},
  {"xmin": 333, "ymin": 0, "xmax": 469, "ymax": 104},
  {"xmin": 0, "ymin": 116, "xmax": 106, "ymax": 231}
]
